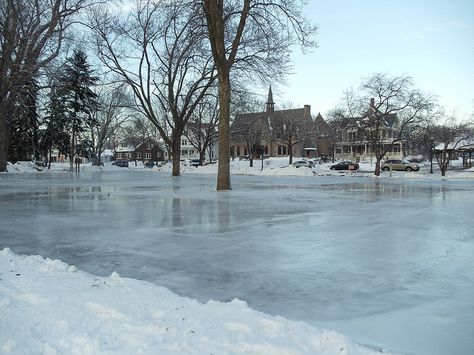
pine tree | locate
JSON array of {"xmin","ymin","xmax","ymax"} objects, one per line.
[
  {"xmin": 60, "ymin": 49, "xmax": 99, "ymax": 171},
  {"xmin": 40, "ymin": 82, "xmax": 70, "ymax": 168},
  {"xmin": 8, "ymin": 79, "xmax": 40, "ymax": 163}
]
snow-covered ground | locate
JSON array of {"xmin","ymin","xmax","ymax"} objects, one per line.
[
  {"xmin": 6, "ymin": 156, "xmax": 474, "ymax": 178},
  {"xmin": 0, "ymin": 248, "xmax": 382, "ymax": 355},
  {"xmin": 1, "ymin": 158, "xmax": 473, "ymax": 354}
]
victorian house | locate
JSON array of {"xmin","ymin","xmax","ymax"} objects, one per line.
[{"xmin": 334, "ymin": 98, "xmax": 404, "ymax": 161}]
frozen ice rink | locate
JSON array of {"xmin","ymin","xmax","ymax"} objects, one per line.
[{"xmin": 1, "ymin": 171, "xmax": 473, "ymax": 354}]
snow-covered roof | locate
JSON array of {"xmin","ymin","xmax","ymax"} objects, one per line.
[
  {"xmin": 116, "ymin": 145, "xmax": 135, "ymax": 152},
  {"xmin": 101, "ymin": 149, "xmax": 115, "ymax": 156},
  {"xmin": 434, "ymin": 139, "xmax": 474, "ymax": 151}
]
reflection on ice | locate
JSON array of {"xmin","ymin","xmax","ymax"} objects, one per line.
[{"xmin": 0, "ymin": 171, "xmax": 473, "ymax": 354}]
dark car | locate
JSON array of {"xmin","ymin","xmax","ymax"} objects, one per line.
[
  {"xmin": 330, "ymin": 161, "xmax": 359, "ymax": 171},
  {"xmin": 190, "ymin": 158, "xmax": 201, "ymax": 167},
  {"xmin": 112, "ymin": 160, "xmax": 129, "ymax": 167},
  {"xmin": 381, "ymin": 159, "xmax": 419, "ymax": 172}
]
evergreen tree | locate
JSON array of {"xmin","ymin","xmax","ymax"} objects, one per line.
[
  {"xmin": 8, "ymin": 79, "xmax": 40, "ymax": 163},
  {"xmin": 40, "ymin": 82, "xmax": 70, "ymax": 168},
  {"xmin": 60, "ymin": 49, "xmax": 99, "ymax": 171}
]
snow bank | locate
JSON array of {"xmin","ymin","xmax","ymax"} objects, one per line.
[
  {"xmin": 4, "ymin": 158, "xmax": 473, "ymax": 179},
  {"xmin": 0, "ymin": 248, "xmax": 386, "ymax": 355}
]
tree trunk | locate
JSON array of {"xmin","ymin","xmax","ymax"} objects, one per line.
[
  {"xmin": 171, "ymin": 139, "xmax": 181, "ymax": 176},
  {"xmin": 70, "ymin": 130, "xmax": 75, "ymax": 173},
  {"xmin": 288, "ymin": 139, "xmax": 294, "ymax": 165},
  {"xmin": 374, "ymin": 158, "xmax": 381, "ymax": 176},
  {"xmin": 48, "ymin": 148, "xmax": 52, "ymax": 170},
  {"xmin": 0, "ymin": 113, "xmax": 10, "ymax": 172},
  {"xmin": 216, "ymin": 71, "xmax": 231, "ymax": 190},
  {"xmin": 200, "ymin": 150, "xmax": 206, "ymax": 166}
]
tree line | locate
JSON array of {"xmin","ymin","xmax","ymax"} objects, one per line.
[
  {"xmin": 1, "ymin": 1, "xmax": 471, "ymax": 183},
  {"xmin": 326, "ymin": 73, "xmax": 473, "ymax": 176},
  {"xmin": 0, "ymin": 0, "xmax": 317, "ymax": 190}
]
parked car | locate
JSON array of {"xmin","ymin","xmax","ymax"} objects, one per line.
[
  {"xmin": 112, "ymin": 160, "xmax": 129, "ymax": 167},
  {"xmin": 293, "ymin": 160, "xmax": 313, "ymax": 168},
  {"xmin": 190, "ymin": 158, "xmax": 201, "ymax": 167},
  {"xmin": 144, "ymin": 161, "xmax": 155, "ymax": 168},
  {"xmin": 330, "ymin": 161, "xmax": 359, "ymax": 171},
  {"xmin": 381, "ymin": 159, "xmax": 419, "ymax": 172}
]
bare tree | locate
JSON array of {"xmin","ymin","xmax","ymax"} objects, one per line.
[
  {"xmin": 202, "ymin": 0, "xmax": 317, "ymax": 190},
  {"xmin": 231, "ymin": 112, "xmax": 266, "ymax": 167},
  {"xmin": 269, "ymin": 104, "xmax": 314, "ymax": 165},
  {"xmin": 122, "ymin": 115, "xmax": 156, "ymax": 166},
  {"xmin": 433, "ymin": 115, "xmax": 472, "ymax": 176},
  {"xmin": 90, "ymin": 83, "xmax": 133, "ymax": 166},
  {"xmin": 230, "ymin": 94, "xmax": 266, "ymax": 167},
  {"xmin": 90, "ymin": 1, "xmax": 215, "ymax": 176},
  {"xmin": 325, "ymin": 108, "xmax": 348, "ymax": 162},
  {"xmin": 0, "ymin": 0, "xmax": 93, "ymax": 172},
  {"xmin": 185, "ymin": 95, "xmax": 219, "ymax": 165},
  {"xmin": 335, "ymin": 74, "xmax": 435, "ymax": 176}
]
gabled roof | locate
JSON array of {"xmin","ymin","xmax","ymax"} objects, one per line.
[
  {"xmin": 233, "ymin": 108, "xmax": 310, "ymax": 127},
  {"xmin": 117, "ymin": 138, "xmax": 164, "ymax": 152},
  {"xmin": 116, "ymin": 145, "xmax": 135, "ymax": 152}
]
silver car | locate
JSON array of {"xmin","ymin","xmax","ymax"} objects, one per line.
[{"xmin": 381, "ymin": 159, "xmax": 419, "ymax": 172}]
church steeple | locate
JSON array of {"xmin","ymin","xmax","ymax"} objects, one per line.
[{"xmin": 266, "ymin": 86, "xmax": 275, "ymax": 113}]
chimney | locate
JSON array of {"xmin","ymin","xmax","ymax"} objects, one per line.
[
  {"xmin": 304, "ymin": 105, "xmax": 311, "ymax": 118},
  {"xmin": 370, "ymin": 98, "xmax": 375, "ymax": 107}
]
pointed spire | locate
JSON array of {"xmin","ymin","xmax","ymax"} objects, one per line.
[{"xmin": 266, "ymin": 85, "xmax": 275, "ymax": 113}]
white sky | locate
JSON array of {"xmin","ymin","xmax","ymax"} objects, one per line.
[{"xmin": 272, "ymin": 0, "xmax": 474, "ymax": 120}]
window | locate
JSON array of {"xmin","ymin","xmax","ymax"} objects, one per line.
[
  {"xmin": 117, "ymin": 152, "xmax": 123, "ymax": 159},
  {"xmin": 136, "ymin": 152, "xmax": 142, "ymax": 159},
  {"xmin": 146, "ymin": 142, "xmax": 154, "ymax": 149},
  {"xmin": 278, "ymin": 145, "xmax": 287, "ymax": 155},
  {"xmin": 144, "ymin": 153, "xmax": 151, "ymax": 160}
]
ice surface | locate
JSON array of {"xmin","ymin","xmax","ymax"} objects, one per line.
[{"xmin": 1, "ymin": 171, "xmax": 473, "ymax": 354}]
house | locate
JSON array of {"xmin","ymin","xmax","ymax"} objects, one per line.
[
  {"xmin": 434, "ymin": 138, "xmax": 474, "ymax": 168},
  {"xmin": 184, "ymin": 122, "xmax": 219, "ymax": 163},
  {"xmin": 335, "ymin": 98, "xmax": 404, "ymax": 161},
  {"xmin": 159, "ymin": 133, "xmax": 218, "ymax": 163},
  {"xmin": 231, "ymin": 87, "xmax": 326, "ymax": 159},
  {"xmin": 115, "ymin": 138, "xmax": 165, "ymax": 163},
  {"xmin": 313, "ymin": 112, "xmax": 332, "ymax": 157}
]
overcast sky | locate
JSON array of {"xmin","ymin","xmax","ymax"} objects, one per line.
[{"xmin": 269, "ymin": 0, "xmax": 474, "ymax": 120}]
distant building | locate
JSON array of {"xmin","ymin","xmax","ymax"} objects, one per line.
[
  {"xmin": 335, "ymin": 99, "xmax": 404, "ymax": 161},
  {"xmin": 231, "ymin": 87, "xmax": 328, "ymax": 159},
  {"xmin": 115, "ymin": 138, "xmax": 165, "ymax": 162}
]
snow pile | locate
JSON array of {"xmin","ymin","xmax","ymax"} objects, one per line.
[
  {"xmin": 0, "ymin": 248, "xmax": 386, "ymax": 355},
  {"xmin": 5, "ymin": 161, "xmax": 46, "ymax": 173}
]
